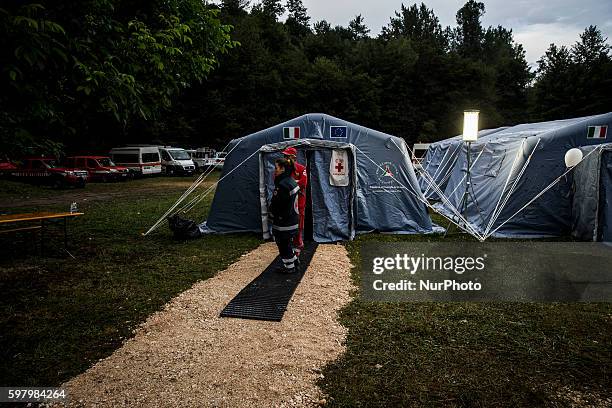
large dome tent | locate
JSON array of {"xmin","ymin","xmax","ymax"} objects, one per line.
[
  {"xmin": 151, "ymin": 113, "xmax": 434, "ymax": 242},
  {"xmin": 419, "ymin": 126, "xmax": 509, "ymax": 200},
  {"xmin": 421, "ymin": 112, "xmax": 612, "ymax": 239}
]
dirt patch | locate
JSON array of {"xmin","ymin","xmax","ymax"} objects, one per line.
[{"xmin": 54, "ymin": 243, "xmax": 353, "ymax": 407}]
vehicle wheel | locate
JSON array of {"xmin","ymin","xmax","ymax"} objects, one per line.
[
  {"xmin": 52, "ymin": 178, "xmax": 64, "ymax": 189},
  {"xmin": 167, "ymin": 167, "xmax": 175, "ymax": 176}
]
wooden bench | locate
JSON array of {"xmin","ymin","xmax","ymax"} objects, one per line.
[
  {"xmin": 0, "ymin": 225, "xmax": 42, "ymax": 234},
  {"xmin": 0, "ymin": 212, "xmax": 84, "ymax": 255}
]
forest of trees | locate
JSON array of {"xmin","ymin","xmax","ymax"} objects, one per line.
[{"xmin": 1, "ymin": 0, "xmax": 611, "ymax": 156}]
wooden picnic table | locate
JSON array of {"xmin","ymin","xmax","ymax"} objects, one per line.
[{"xmin": 0, "ymin": 211, "xmax": 84, "ymax": 254}]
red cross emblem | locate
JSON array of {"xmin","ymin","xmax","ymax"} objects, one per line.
[{"xmin": 335, "ymin": 159, "xmax": 344, "ymax": 173}]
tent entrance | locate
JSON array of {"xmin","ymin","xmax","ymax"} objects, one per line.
[
  {"xmin": 303, "ymin": 151, "xmax": 314, "ymax": 242},
  {"xmin": 259, "ymin": 140, "xmax": 357, "ymax": 243}
]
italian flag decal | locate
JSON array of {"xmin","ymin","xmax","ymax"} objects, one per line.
[
  {"xmin": 283, "ymin": 127, "xmax": 300, "ymax": 139},
  {"xmin": 587, "ymin": 125, "xmax": 607, "ymax": 139}
]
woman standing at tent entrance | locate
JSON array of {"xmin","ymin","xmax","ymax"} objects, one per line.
[
  {"xmin": 270, "ymin": 158, "xmax": 300, "ymax": 273},
  {"xmin": 281, "ymin": 147, "xmax": 308, "ymax": 255}
]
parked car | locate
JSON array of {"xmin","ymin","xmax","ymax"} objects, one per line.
[
  {"xmin": 12, "ymin": 157, "xmax": 88, "ymax": 188},
  {"xmin": 0, "ymin": 158, "xmax": 17, "ymax": 177},
  {"xmin": 412, "ymin": 143, "xmax": 431, "ymax": 171},
  {"xmin": 158, "ymin": 147, "xmax": 196, "ymax": 175},
  {"xmin": 192, "ymin": 147, "xmax": 216, "ymax": 171},
  {"xmin": 65, "ymin": 156, "xmax": 131, "ymax": 182},
  {"xmin": 109, "ymin": 145, "xmax": 162, "ymax": 176}
]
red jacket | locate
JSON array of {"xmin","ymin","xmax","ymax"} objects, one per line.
[{"xmin": 292, "ymin": 162, "xmax": 307, "ymax": 211}]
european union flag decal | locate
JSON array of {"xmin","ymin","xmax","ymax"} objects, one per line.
[{"xmin": 330, "ymin": 126, "xmax": 347, "ymax": 139}]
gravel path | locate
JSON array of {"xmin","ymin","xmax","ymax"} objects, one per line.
[{"xmin": 55, "ymin": 243, "xmax": 353, "ymax": 407}]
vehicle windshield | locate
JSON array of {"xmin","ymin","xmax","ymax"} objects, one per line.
[
  {"xmin": 43, "ymin": 159, "xmax": 59, "ymax": 168},
  {"xmin": 413, "ymin": 149, "xmax": 428, "ymax": 158},
  {"xmin": 169, "ymin": 150, "xmax": 191, "ymax": 160},
  {"xmin": 98, "ymin": 158, "xmax": 116, "ymax": 167}
]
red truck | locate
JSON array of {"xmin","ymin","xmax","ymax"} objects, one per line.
[
  {"xmin": 64, "ymin": 156, "xmax": 131, "ymax": 182},
  {"xmin": 12, "ymin": 157, "xmax": 88, "ymax": 188}
]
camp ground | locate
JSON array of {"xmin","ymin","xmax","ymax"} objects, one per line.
[
  {"xmin": 3, "ymin": 0, "xmax": 612, "ymax": 405},
  {"xmin": 419, "ymin": 112, "xmax": 612, "ymax": 241},
  {"xmin": 1, "ymin": 111, "xmax": 612, "ymax": 407}
]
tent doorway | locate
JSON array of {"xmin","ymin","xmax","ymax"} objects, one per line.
[
  {"xmin": 303, "ymin": 151, "xmax": 314, "ymax": 243},
  {"xmin": 259, "ymin": 140, "xmax": 356, "ymax": 243}
]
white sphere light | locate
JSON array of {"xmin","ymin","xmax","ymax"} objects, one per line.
[{"xmin": 564, "ymin": 148, "xmax": 583, "ymax": 168}]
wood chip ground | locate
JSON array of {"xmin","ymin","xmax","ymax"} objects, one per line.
[{"xmin": 54, "ymin": 243, "xmax": 353, "ymax": 407}]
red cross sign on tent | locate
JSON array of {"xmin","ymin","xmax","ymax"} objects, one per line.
[{"xmin": 330, "ymin": 149, "xmax": 349, "ymax": 186}]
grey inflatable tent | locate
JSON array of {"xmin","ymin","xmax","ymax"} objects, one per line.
[
  {"xmin": 572, "ymin": 143, "xmax": 612, "ymax": 242},
  {"xmin": 201, "ymin": 113, "xmax": 433, "ymax": 242},
  {"xmin": 420, "ymin": 112, "xmax": 612, "ymax": 239},
  {"xmin": 419, "ymin": 127, "xmax": 508, "ymax": 200}
]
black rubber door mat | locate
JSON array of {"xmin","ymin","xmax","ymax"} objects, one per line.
[{"xmin": 220, "ymin": 242, "xmax": 318, "ymax": 322}]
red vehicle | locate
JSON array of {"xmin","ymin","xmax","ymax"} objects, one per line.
[
  {"xmin": 12, "ymin": 157, "xmax": 88, "ymax": 188},
  {"xmin": 65, "ymin": 156, "xmax": 131, "ymax": 182},
  {"xmin": 0, "ymin": 158, "xmax": 17, "ymax": 177}
]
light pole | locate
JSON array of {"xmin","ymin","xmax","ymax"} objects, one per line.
[{"xmin": 460, "ymin": 110, "xmax": 479, "ymax": 224}]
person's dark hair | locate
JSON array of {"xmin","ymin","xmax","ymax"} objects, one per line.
[{"xmin": 275, "ymin": 158, "xmax": 294, "ymax": 176}]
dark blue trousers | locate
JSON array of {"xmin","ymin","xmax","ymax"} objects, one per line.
[{"xmin": 273, "ymin": 229, "xmax": 297, "ymax": 270}]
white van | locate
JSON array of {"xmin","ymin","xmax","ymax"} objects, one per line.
[
  {"xmin": 158, "ymin": 147, "xmax": 196, "ymax": 175},
  {"xmin": 192, "ymin": 147, "xmax": 216, "ymax": 170},
  {"xmin": 109, "ymin": 145, "xmax": 162, "ymax": 175},
  {"xmin": 412, "ymin": 143, "xmax": 431, "ymax": 171}
]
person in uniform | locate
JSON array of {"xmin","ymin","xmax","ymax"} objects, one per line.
[
  {"xmin": 281, "ymin": 147, "xmax": 307, "ymax": 255},
  {"xmin": 269, "ymin": 158, "xmax": 300, "ymax": 273}
]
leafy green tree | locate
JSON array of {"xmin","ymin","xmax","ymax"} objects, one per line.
[
  {"xmin": 313, "ymin": 20, "xmax": 331, "ymax": 35},
  {"xmin": 453, "ymin": 0, "xmax": 485, "ymax": 59},
  {"xmin": 285, "ymin": 0, "xmax": 311, "ymax": 39},
  {"xmin": 0, "ymin": 3, "xmax": 69, "ymax": 156},
  {"xmin": 381, "ymin": 3, "xmax": 447, "ymax": 50},
  {"xmin": 532, "ymin": 44, "xmax": 575, "ymax": 119},
  {"xmin": 221, "ymin": 0, "xmax": 251, "ymax": 16},
  {"xmin": 531, "ymin": 26, "xmax": 611, "ymax": 120},
  {"xmin": 483, "ymin": 26, "xmax": 532, "ymax": 124},
  {"xmin": 255, "ymin": 0, "xmax": 284, "ymax": 20},
  {"xmin": 348, "ymin": 15, "xmax": 369, "ymax": 40},
  {"xmin": 572, "ymin": 25, "xmax": 611, "ymax": 64},
  {"xmin": 569, "ymin": 26, "xmax": 612, "ymax": 117},
  {"xmin": 0, "ymin": 0, "xmax": 236, "ymax": 156}
]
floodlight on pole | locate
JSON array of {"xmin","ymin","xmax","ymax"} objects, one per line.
[
  {"xmin": 462, "ymin": 110, "xmax": 480, "ymax": 142},
  {"xmin": 459, "ymin": 110, "xmax": 479, "ymax": 231}
]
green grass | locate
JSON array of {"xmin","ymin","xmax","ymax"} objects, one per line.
[
  {"xmin": 0, "ymin": 174, "xmax": 259, "ymax": 387},
  {"xmin": 0, "ymin": 174, "xmax": 214, "ymax": 203},
  {"xmin": 2, "ymin": 177, "xmax": 611, "ymax": 406},
  {"xmin": 319, "ymin": 232, "xmax": 612, "ymax": 407}
]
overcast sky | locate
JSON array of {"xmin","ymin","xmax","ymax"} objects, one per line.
[{"xmin": 290, "ymin": 0, "xmax": 612, "ymax": 65}]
